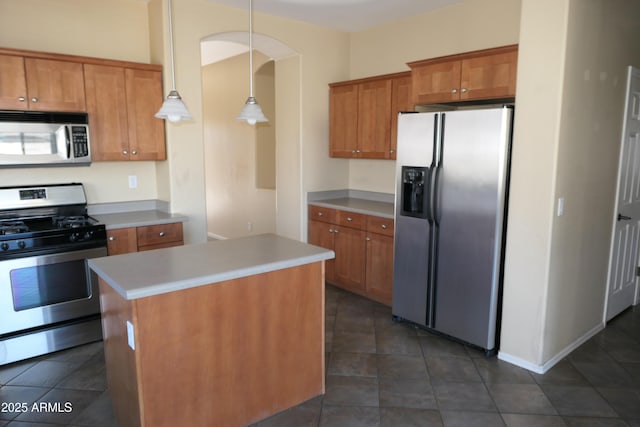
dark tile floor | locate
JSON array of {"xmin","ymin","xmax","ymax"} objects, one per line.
[{"xmin": 1, "ymin": 284, "xmax": 639, "ymax": 426}]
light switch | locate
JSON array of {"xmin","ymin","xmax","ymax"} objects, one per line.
[{"xmin": 557, "ymin": 197, "xmax": 565, "ymax": 217}]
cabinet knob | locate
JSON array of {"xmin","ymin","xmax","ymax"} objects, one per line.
[
  {"xmin": 451, "ymin": 88, "xmax": 458, "ymax": 94},
  {"xmin": 318, "ymin": 212, "xmax": 323, "ymax": 217},
  {"xmin": 460, "ymin": 87, "xmax": 467, "ymax": 93},
  {"xmin": 381, "ymin": 224, "xmax": 388, "ymax": 229},
  {"xmin": 108, "ymin": 236, "xmax": 115, "ymax": 241},
  {"xmin": 132, "ymin": 150, "xmax": 138, "ymax": 155},
  {"xmin": 366, "ymin": 237, "xmax": 371, "ymax": 241},
  {"xmin": 333, "ymin": 229, "xmax": 339, "ymax": 234},
  {"xmin": 356, "ymin": 149, "xmax": 361, "ymax": 153},
  {"xmin": 31, "ymin": 97, "xmax": 38, "ymax": 103},
  {"xmin": 122, "ymin": 150, "xmax": 128, "ymax": 155},
  {"xmin": 159, "ymin": 231, "xmax": 165, "ymax": 237},
  {"xmin": 18, "ymin": 96, "xmax": 25, "ymax": 102},
  {"xmin": 329, "ymin": 228, "xmax": 334, "ymax": 233},
  {"xmin": 389, "ymin": 149, "xmax": 395, "ymax": 154},
  {"xmin": 351, "ymin": 150, "xmax": 357, "ymax": 154},
  {"xmin": 347, "ymin": 217, "xmax": 353, "ymax": 222}
]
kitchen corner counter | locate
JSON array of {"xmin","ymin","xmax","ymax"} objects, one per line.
[
  {"xmin": 88, "ymin": 233, "xmax": 335, "ymax": 300},
  {"xmin": 91, "ymin": 210, "xmax": 187, "ymax": 230},
  {"xmin": 309, "ymin": 197, "xmax": 394, "ymax": 218}
]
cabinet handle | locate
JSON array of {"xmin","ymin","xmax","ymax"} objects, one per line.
[
  {"xmin": 31, "ymin": 97, "xmax": 38, "ymax": 103},
  {"xmin": 159, "ymin": 231, "xmax": 165, "ymax": 237},
  {"xmin": 18, "ymin": 96, "xmax": 25, "ymax": 102},
  {"xmin": 451, "ymin": 88, "xmax": 458, "ymax": 94},
  {"xmin": 346, "ymin": 217, "xmax": 353, "ymax": 222},
  {"xmin": 108, "ymin": 236, "xmax": 115, "ymax": 241},
  {"xmin": 381, "ymin": 224, "xmax": 388, "ymax": 229},
  {"xmin": 122, "ymin": 150, "xmax": 128, "ymax": 155},
  {"xmin": 132, "ymin": 150, "xmax": 138, "ymax": 155},
  {"xmin": 460, "ymin": 87, "xmax": 467, "ymax": 93}
]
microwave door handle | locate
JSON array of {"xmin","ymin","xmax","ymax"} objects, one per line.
[{"xmin": 65, "ymin": 126, "xmax": 71, "ymax": 159}]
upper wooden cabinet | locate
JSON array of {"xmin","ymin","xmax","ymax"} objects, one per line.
[
  {"xmin": 85, "ymin": 64, "xmax": 166, "ymax": 161},
  {"xmin": 409, "ymin": 45, "xmax": 518, "ymax": 105},
  {"xmin": 0, "ymin": 47, "xmax": 166, "ymax": 162},
  {"xmin": 0, "ymin": 54, "xmax": 86, "ymax": 111},
  {"xmin": 329, "ymin": 71, "xmax": 412, "ymax": 160}
]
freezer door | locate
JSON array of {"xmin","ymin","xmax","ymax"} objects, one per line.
[
  {"xmin": 392, "ymin": 112, "xmax": 437, "ymax": 326},
  {"xmin": 433, "ymin": 107, "xmax": 512, "ymax": 350}
]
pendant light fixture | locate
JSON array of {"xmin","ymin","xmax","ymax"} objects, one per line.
[
  {"xmin": 155, "ymin": 0, "xmax": 192, "ymax": 123},
  {"xmin": 237, "ymin": 0, "xmax": 268, "ymax": 125}
]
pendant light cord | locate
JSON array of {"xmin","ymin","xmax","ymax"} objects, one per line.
[
  {"xmin": 249, "ymin": 0, "xmax": 254, "ymax": 98},
  {"xmin": 168, "ymin": 0, "xmax": 177, "ymax": 91}
]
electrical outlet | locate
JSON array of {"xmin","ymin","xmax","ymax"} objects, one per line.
[{"xmin": 128, "ymin": 175, "xmax": 138, "ymax": 189}]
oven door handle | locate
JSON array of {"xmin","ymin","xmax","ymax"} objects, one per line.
[{"xmin": 65, "ymin": 125, "xmax": 71, "ymax": 159}]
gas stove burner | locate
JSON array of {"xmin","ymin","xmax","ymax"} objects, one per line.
[
  {"xmin": 0, "ymin": 221, "xmax": 29, "ymax": 235},
  {"xmin": 53, "ymin": 215, "xmax": 92, "ymax": 229}
]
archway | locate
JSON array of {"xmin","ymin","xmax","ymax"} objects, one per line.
[{"xmin": 200, "ymin": 32, "xmax": 299, "ymax": 240}]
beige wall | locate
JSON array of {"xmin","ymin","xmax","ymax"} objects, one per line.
[
  {"xmin": 347, "ymin": 0, "xmax": 522, "ymax": 194},
  {"xmin": 202, "ymin": 52, "xmax": 276, "ymax": 239},
  {"xmin": 500, "ymin": 0, "xmax": 640, "ymax": 370},
  {"xmin": 0, "ymin": 0, "xmax": 159, "ymax": 205}
]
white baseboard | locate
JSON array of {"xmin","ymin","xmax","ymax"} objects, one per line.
[
  {"xmin": 207, "ymin": 232, "xmax": 227, "ymax": 240},
  {"xmin": 498, "ymin": 321, "xmax": 605, "ymax": 374}
]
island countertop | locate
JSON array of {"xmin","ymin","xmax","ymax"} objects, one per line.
[{"xmin": 88, "ymin": 233, "xmax": 335, "ymax": 300}]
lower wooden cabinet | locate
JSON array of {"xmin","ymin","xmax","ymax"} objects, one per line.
[
  {"xmin": 106, "ymin": 222, "xmax": 184, "ymax": 255},
  {"xmin": 308, "ymin": 205, "xmax": 394, "ymax": 306}
]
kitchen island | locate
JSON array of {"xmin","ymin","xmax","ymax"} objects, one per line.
[{"xmin": 87, "ymin": 234, "xmax": 334, "ymax": 427}]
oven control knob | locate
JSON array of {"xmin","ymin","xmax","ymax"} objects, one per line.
[
  {"xmin": 69, "ymin": 233, "xmax": 79, "ymax": 242},
  {"xmin": 0, "ymin": 242, "xmax": 8, "ymax": 251},
  {"xmin": 84, "ymin": 231, "xmax": 93, "ymax": 240},
  {"xmin": 17, "ymin": 241, "xmax": 26, "ymax": 249}
]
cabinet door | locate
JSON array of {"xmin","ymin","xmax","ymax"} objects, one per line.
[
  {"xmin": 365, "ymin": 232, "xmax": 394, "ymax": 306},
  {"xmin": 412, "ymin": 60, "xmax": 461, "ymax": 105},
  {"xmin": 329, "ymin": 84, "xmax": 358, "ymax": 158},
  {"xmin": 308, "ymin": 219, "xmax": 335, "ymax": 282},
  {"xmin": 357, "ymin": 79, "xmax": 392, "ymax": 159},
  {"xmin": 24, "ymin": 58, "xmax": 86, "ymax": 112},
  {"xmin": 333, "ymin": 225, "xmax": 366, "ymax": 292},
  {"xmin": 107, "ymin": 228, "xmax": 138, "ymax": 256},
  {"xmin": 125, "ymin": 69, "xmax": 166, "ymax": 161},
  {"xmin": 0, "ymin": 54, "xmax": 28, "ymax": 110},
  {"xmin": 459, "ymin": 49, "xmax": 518, "ymax": 101},
  {"xmin": 84, "ymin": 64, "xmax": 130, "ymax": 161},
  {"xmin": 390, "ymin": 75, "xmax": 413, "ymax": 160}
]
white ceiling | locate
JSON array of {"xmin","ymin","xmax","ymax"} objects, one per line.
[{"xmin": 208, "ymin": 0, "xmax": 465, "ymax": 32}]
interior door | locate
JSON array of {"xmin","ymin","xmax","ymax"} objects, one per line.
[{"xmin": 606, "ymin": 66, "xmax": 640, "ymax": 321}]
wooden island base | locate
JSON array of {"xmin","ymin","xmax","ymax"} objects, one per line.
[{"xmin": 99, "ymin": 262, "xmax": 325, "ymax": 427}]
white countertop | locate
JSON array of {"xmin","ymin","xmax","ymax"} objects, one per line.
[
  {"xmin": 88, "ymin": 234, "xmax": 335, "ymax": 300},
  {"xmin": 92, "ymin": 210, "xmax": 187, "ymax": 230},
  {"xmin": 309, "ymin": 197, "xmax": 394, "ymax": 218}
]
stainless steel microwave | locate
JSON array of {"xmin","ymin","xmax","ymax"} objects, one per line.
[{"xmin": 0, "ymin": 111, "xmax": 91, "ymax": 167}]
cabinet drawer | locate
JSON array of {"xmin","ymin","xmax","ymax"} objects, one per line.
[
  {"xmin": 366, "ymin": 216, "xmax": 394, "ymax": 236},
  {"xmin": 137, "ymin": 222, "xmax": 183, "ymax": 247},
  {"xmin": 308, "ymin": 205, "xmax": 336, "ymax": 224},
  {"xmin": 336, "ymin": 210, "xmax": 366, "ymax": 230}
]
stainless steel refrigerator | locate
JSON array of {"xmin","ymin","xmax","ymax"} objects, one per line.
[{"xmin": 392, "ymin": 106, "xmax": 513, "ymax": 353}]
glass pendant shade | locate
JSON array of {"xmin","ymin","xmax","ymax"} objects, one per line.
[
  {"xmin": 156, "ymin": 90, "xmax": 192, "ymax": 122},
  {"xmin": 155, "ymin": 0, "xmax": 192, "ymax": 123},
  {"xmin": 237, "ymin": 96, "xmax": 268, "ymax": 125}
]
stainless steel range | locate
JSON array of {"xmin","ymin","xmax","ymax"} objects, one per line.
[{"xmin": 0, "ymin": 183, "xmax": 107, "ymax": 365}]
